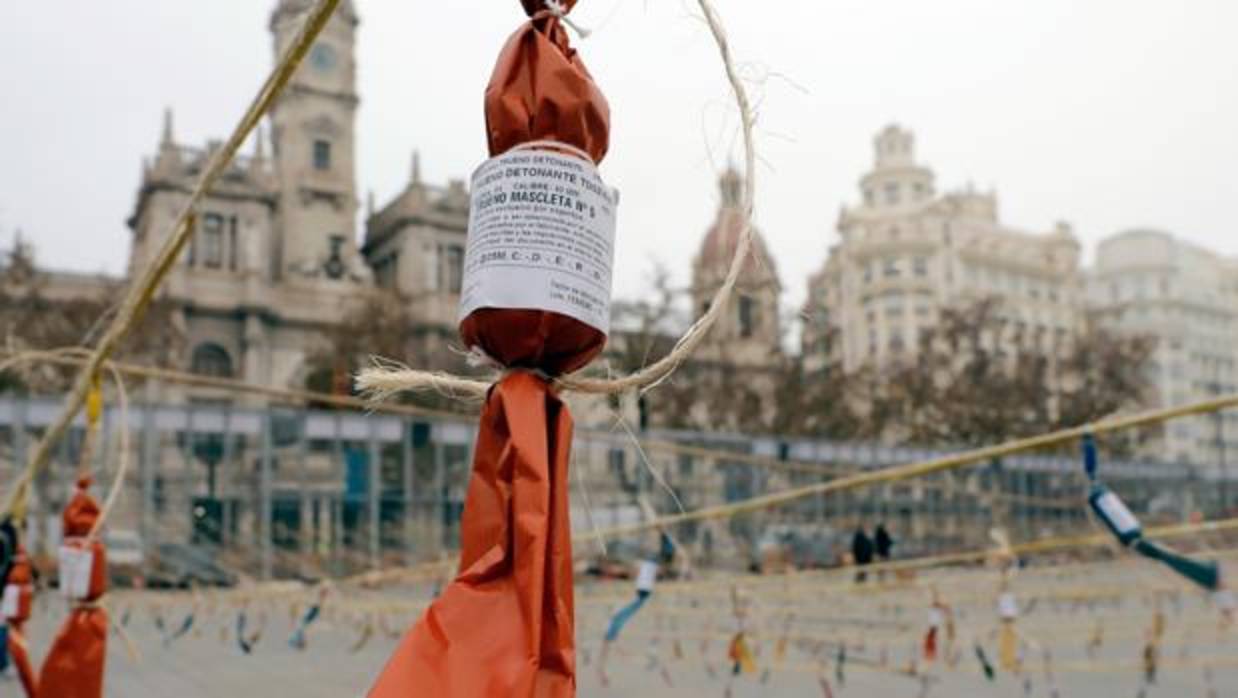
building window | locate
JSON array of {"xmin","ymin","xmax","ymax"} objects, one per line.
[
  {"xmin": 863, "ymin": 188, "xmax": 874, "ymax": 206},
  {"xmin": 201, "ymin": 213, "xmax": 224, "ymax": 268},
  {"xmin": 228, "ymin": 216, "xmax": 239, "ymax": 270},
  {"xmin": 323, "ymin": 235, "xmax": 346, "ymax": 279},
  {"xmin": 374, "ymin": 252, "xmax": 400, "ymax": 288},
  {"xmin": 912, "ymin": 257, "xmax": 927, "ymax": 277},
  {"xmin": 884, "ymin": 257, "xmax": 900, "ymax": 277},
  {"xmin": 191, "ymin": 343, "xmax": 233, "ymax": 378},
  {"xmin": 437, "ymin": 243, "xmax": 464, "ymax": 293},
  {"xmin": 883, "ymin": 182, "xmax": 900, "ymax": 204},
  {"xmin": 313, "ymin": 140, "xmax": 332, "ymax": 171},
  {"xmin": 863, "ymin": 263, "xmax": 874, "ymax": 283},
  {"xmin": 738, "ymin": 295, "xmax": 756, "ymax": 338}
]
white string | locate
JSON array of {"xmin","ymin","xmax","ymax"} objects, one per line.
[{"xmin": 545, "ymin": 0, "xmax": 592, "ymax": 39}]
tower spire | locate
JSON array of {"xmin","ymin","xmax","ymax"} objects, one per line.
[
  {"xmin": 411, "ymin": 149, "xmax": 422, "ymax": 185},
  {"xmin": 719, "ymin": 164, "xmax": 742, "ymax": 208},
  {"xmin": 161, "ymin": 107, "xmax": 175, "ymax": 148}
]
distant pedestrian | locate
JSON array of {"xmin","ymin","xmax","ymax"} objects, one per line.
[
  {"xmin": 851, "ymin": 526, "xmax": 874, "ymax": 583},
  {"xmin": 875, "ymin": 523, "xmax": 894, "ymax": 562}
]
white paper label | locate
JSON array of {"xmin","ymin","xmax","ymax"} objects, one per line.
[
  {"xmin": 998, "ymin": 592, "xmax": 1019, "ymax": 619},
  {"xmin": 1, "ymin": 584, "xmax": 18, "ymax": 617},
  {"xmin": 1095, "ymin": 491, "xmax": 1141, "ymax": 536},
  {"xmin": 58, "ymin": 544, "xmax": 94, "ymax": 600},
  {"xmin": 460, "ymin": 149, "xmax": 618, "ymax": 336},
  {"xmin": 635, "ymin": 560, "xmax": 658, "ymax": 592}
]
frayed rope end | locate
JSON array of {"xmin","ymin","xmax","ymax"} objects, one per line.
[{"xmin": 355, "ymin": 359, "xmax": 490, "ymax": 405}]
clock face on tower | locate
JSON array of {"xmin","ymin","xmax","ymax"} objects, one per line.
[{"xmin": 310, "ymin": 43, "xmax": 337, "ymax": 73}]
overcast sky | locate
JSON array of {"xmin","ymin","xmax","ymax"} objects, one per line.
[{"xmin": 2, "ymin": 1, "xmax": 1236, "ymax": 312}]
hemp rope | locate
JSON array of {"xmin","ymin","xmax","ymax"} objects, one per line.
[
  {"xmin": 355, "ymin": 0, "xmax": 758, "ymax": 401},
  {"xmin": 576, "ymin": 392, "xmax": 1238, "ymax": 542},
  {"xmin": 117, "ymin": 518, "xmax": 1237, "ymax": 641},
  {"xmin": 16, "ymin": 345, "xmax": 1235, "ymax": 590},
  {"xmin": 0, "ymin": 348, "xmax": 1075, "ymax": 515},
  {"xmin": 0, "ymin": 0, "xmax": 342, "ymax": 519}
]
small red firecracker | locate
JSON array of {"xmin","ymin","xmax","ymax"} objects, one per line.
[{"xmin": 38, "ymin": 476, "xmax": 109, "ymax": 698}]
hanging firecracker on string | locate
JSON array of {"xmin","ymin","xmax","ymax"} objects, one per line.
[
  {"xmin": 368, "ymin": 1, "xmax": 615, "ymax": 696},
  {"xmin": 236, "ymin": 605, "xmax": 266, "ymax": 655},
  {"xmin": 164, "ymin": 610, "xmax": 196, "ymax": 647},
  {"xmin": 598, "ymin": 529, "xmax": 674, "ymax": 686},
  {"xmin": 817, "ymin": 673, "xmax": 835, "ymax": 698},
  {"xmin": 38, "ymin": 475, "xmax": 109, "ymax": 698},
  {"xmin": 773, "ymin": 612, "xmax": 794, "ymax": 665},
  {"xmin": 2, "ymin": 518, "xmax": 37, "ymax": 697},
  {"xmin": 973, "ymin": 642, "xmax": 995, "ymax": 682},
  {"xmin": 602, "ymin": 532, "xmax": 673, "ymax": 643},
  {"xmin": 727, "ymin": 631, "xmax": 757, "ymax": 676},
  {"xmin": 289, "ymin": 586, "xmax": 328, "ymax": 650},
  {"xmin": 349, "ymin": 615, "xmax": 376, "ymax": 654},
  {"xmin": 922, "ymin": 589, "xmax": 953, "ymax": 664},
  {"xmin": 996, "ymin": 588, "xmax": 1022, "ymax": 674},
  {"xmin": 1082, "ymin": 435, "xmax": 1220, "ymax": 589}
]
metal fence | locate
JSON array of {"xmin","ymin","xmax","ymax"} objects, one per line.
[{"xmin": 0, "ymin": 395, "xmax": 1230, "ymax": 582}]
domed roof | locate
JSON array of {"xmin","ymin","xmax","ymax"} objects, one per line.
[{"xmin": 695, "ymin": 168, "xmax": 779, "ymax": 286}]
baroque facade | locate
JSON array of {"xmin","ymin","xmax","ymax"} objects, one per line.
[
  {"xmin": 803, "ymin": 125, "xmax": 1085, "ymax": 373},
  {"xmin": 117, "ymin": 0, "xmax": 784, "ymax": 429},
  {"xmin": 126, "ymin": 1, "xmax": 476, "ymax": 401},
  {"xmin": 690, "ymin": 168, "xmax": 783, "ymax": 369}
]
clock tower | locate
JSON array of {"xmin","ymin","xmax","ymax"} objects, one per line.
[{"xmin": 268, "ymin": 0, "xmax": 367, "ymax": 282}]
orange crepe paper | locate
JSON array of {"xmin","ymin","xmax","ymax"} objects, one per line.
[
  {"xmin": 38, "ymin": 477, "xmax": 108, "ymax": 698},
  {"xmin": 369, "ymin": 372, "xmax": 575, "ymax": 696}
]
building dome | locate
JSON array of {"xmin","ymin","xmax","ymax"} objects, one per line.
[{"xmin": 694, "ymin": 168, "xmax": 779, "ymax": 287}]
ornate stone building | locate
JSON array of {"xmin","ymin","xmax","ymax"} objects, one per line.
[
  {"xmin": 1089, "ymin": 229, "xmax": 1238, "ymax": 466},
  {"xmin": 803, "ymin": 125, "xmax": 1085, "ymax": 373},
  {"xmin": 691, "ymin": 167, "xmax": 783, "ymax": 368},
  {"xmin": 362, "ymin": 153, "xmax": 470, "ymax": 353},
  {"xmin": 125, "ymin": 1, "xmax": 474, "ymax": 399}
]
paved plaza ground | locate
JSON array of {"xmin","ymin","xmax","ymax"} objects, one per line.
[{"xmin": 10, "ymin": 559, "xmax": 1238, "ymax": 697}]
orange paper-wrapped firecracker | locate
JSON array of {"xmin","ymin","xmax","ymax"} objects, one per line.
[
  {"xmin": 4, "ymin": 542, "xmax": 38, "ymax": 697},
  {"xmin": 460, "ymin": 0, "xmax": 610, "ymax": 374},
  {"xmin": 38, "ymin": 476, "xmax": 109, "ymax": 698},
  {"xmin": 369, "ymin": 2, "xmax": 611, "ymax": 697}
]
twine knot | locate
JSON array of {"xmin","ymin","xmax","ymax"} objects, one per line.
[{"xmin": 544, "ymin": 0, "xmax": 591, "ymax": 38}]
